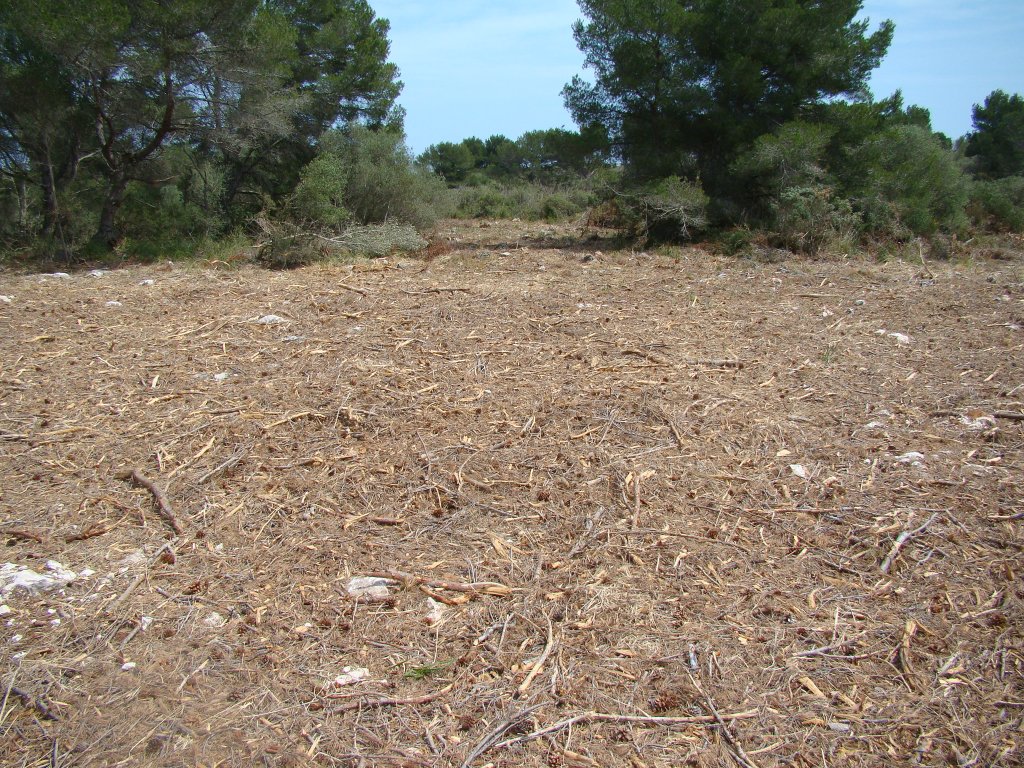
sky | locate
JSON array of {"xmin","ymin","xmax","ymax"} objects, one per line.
[{"xmin": 371, "ymin": 0, "xmax": 1024, "ymax": 155}]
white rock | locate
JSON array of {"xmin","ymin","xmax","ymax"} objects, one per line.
[
  {"xmin": 88, "ymin": 269, "xmax": 108, "ymax": 278},
  {"xmin": 346, "ymin": 576, "xmax": 396, "ymax": 600},
  {"xmin": 876, "ymin": 329, "xmax": 912, "ymax": 345},
  {"xmin": 0, "ymin": 561, "xmax": 77, "ymax": 597},
  {"xmin": 282, "ymin": 335, "xmax": 306, "ymax": 343},
  {"xmin": 961, "ymin": 413, "xmax": 996, "ymax": 430},
  {"xmin": 212, "ymin": 372, "xmax": 232, "ymax": 382},
  {"xmin": 203, "ymin": 611, "xmax": 227, "ymax": 628},
  {"xmin": 43, "ymin": 272, "xmax": 71, "ymax": 280},
  {"xmin": 789, "ymin": 464, "xmax": 809, "ymax": 479},
  {"xmin": 121, "ymin": 662, "xmax": 137, "ymax": 671},
  {"xmin": 0, "ymin": 604, "xmax": 10, "ymax": 616},
  {"xmin": 895, "ymin": 451, "xmax": 925, "ymax": 465},
  {"xmin": 331, "ymin": 666, "xmax": 370, "ymax": 687},
  {"xmin": 0, "ymin": 295, "xmax": 13, "ymax": 303},
  {"xmin": 105, "ymin": 300, "xmax": 123, "ymax": 307},
  {"xmin": 256, "ymin": 314, "xmax": 287, "ymax": 324},
  {"xmin": 140, "ymin": 616, "xmax": 154, "ymax": 631},
  {"xmin": 424, "ymin": 597, "xmax": 445, "ymax": 627},
  {"xmin": 139, "ymin": 279, "xmax": 155, "ymax": 286}
]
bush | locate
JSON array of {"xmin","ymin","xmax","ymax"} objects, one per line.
[
  {"xmin": 616, "ymin": 176, "xmax": 708, "ymax": 242},
  {"xmin": 967, "ymin": 176, "xmax": 1024, "ymax": 232},
  {"xmin": 843, "ymin": 125, "xmax": 968, "ymax": 237},
  {"xmin": 770, "ymin": 185, "xmax": 861, "ymax": 254},
  {"xmin": 255, "ymin": 217, "xmax": 426, "ymax": 268},
  {"xmin": 453, "ymin": 180, "xmax": 592, "ymax": 221},
  {"xmin": 290, "ymin": 125, "xmax": 452, "ymax": 232}
]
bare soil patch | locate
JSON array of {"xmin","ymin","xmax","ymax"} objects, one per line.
[{"xmin": 1, "ymin": 221, "xmax": 1022, "ymax": 767}]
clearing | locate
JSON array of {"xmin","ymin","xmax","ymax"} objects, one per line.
[{"xmin": 1, "ymin": 221, "xmax": 1022, "ymax": 767}]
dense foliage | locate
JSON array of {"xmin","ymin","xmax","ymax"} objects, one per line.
[
  {"xmin": 562, "ymin": 0, "xmax": 1023, "ymax": 249},
  {"xmin": 0, "ymin": 0, "xmax": 421, "ymax": 260},
  {"xmin": 0, "ymin": 0, "xmax": 1021, "ymax": 264}
]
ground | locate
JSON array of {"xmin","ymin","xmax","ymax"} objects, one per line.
[{"xmin": 0, "ymin": 221, "xmax": 1022, "ymax": 767}]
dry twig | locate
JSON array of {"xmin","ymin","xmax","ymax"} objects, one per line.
[{"xmin": 115, "ymin": 469, "xmax": 183, "ymax": 535}]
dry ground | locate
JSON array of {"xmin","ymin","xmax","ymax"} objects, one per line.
[{"xmin": 1, "ymin": 221, "xmax": 1022, "ymax": 767}]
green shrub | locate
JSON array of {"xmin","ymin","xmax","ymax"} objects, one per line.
[
  {"xmin": 453, "ymin": 180, "xmax": 592, "ymax": 221},
  {"xmin": 616, "ymin": 176, "xmax": 708, "ymax": 242},
  {"xmin": 291, "ymin": 125, "xmax": 452, "ymax": 232},
  {"xmin": 771, "ymin": 185, "xmax": 862, "ymax": 254},
  {"xmin": 967, "ymin": 176, "xmax": 1024, "ymax": 232},
  {"xmin": 843, "ymin": 125, "xmax": 968, "ymax": 237}
]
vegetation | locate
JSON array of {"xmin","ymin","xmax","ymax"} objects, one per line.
[
  {"xmin": 0, "ymin": 0, "xmax": 423, "ymax": 262},
  {"xmin": 0, "ymin": 0, "xmax": 1021, "ymax": 265},
  {"xmin": 552, "ymin": 0, "xmax": 1023, "ymax": 251}
]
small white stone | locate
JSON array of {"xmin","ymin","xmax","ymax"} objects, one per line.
[
  {"xmin": 139, "ymin": 279, "xmax": 155, "ymax": 286},
  {"xmin": 896, "ymin": 451, "xmax": 925, "ymax": 464},
  {"xmin": 121, "ymin": 662, "xmax": 137, "ymax": 671},
  {"xmin": 203, "ymin": 611, "xmax": 227, "ymax": 628},
  {"xmin": 331, "ymin": 666, "xmax": 370, "ymax": 686},
  {"xmin": 105, "ymin": 300, "xmax": 123, "ymax": 308},
  {"xmin": 256, "ymin": 314, "xmax": 286, "ymax": 324},
  {"xmin": 346, "ymin": 576, "xmax": 395, "ymax": 599}
]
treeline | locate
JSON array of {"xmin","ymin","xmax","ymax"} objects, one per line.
[
  {"xmin": 0, "ymin": 0, "xmax": 445, "ymax": 263},
  {"xmin": 1, "ymin": 0, "xmax": 1022, "ymax": 265},
  {"xmin": 555, "ymin": 0, "xmax": 1024, "ymax": 252}
]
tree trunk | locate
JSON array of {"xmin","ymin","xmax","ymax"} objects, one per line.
[
  {"xmin": 39, "ymin": 160, "xmax": 60, "ymax": 238},
  {"xmin": 94, "ymin": 171, "xmax": 128, "ymax": 249},
  {"xmin": 16, "ymin": 176, "xmax": 29, "ymax": 232}
]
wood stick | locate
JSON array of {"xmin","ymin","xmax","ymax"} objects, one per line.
[
  {"xmin": 685, "ymin": 358, "xmax": 744, "ymax": 368},
  {"xmin": 337, "ymin": 282, "xmax": 368, "ymax": 297},
  {"xmin": 331, "ymin": 683, "xmax": 453, "ymax": 713},
  {"xmin": 495, "ymin": 709, "xmax": 759, "ymax": 749},
  {"xmin": 930, "ymin": 409, "xmax": 1024, "ymax": 422},
  {"xmin": 0, "ymin": 528, "xmax": 43, "ymax": 543},
  {"xmin": 460, "ymin": 703, "xmax": 544, "ymax": 768},
  {"xmin": 401, "ymin": 286, "xmax": 472, "ymax": 295},
  {"xmin": 687, "ymin": 672, "xmax": 763, "ymax": 768},
  {"xmin": 116, "ymin": 469, "xmax": 183, "ymax": 535},
  {"xmin": 367, "ymin": 569, "xmax": 511, "ymax": 596},
  {"xmin": 880, "ymin": 513, "xmax": 939, "ymax": 574},
  {"xmin": 518, "ymin": 618, "xmax": 555, "ymax": 695}
]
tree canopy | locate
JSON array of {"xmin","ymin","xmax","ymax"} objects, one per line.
[
  {"xmin": 564, "ymin": 0, "xmax": 893, "ymax": 195},
  {"xmin": 0, "ymin": 0, "xmax": 402, "ymax": 251},
  {"xmin": 965, "ymin": 90, "xmax": 1024, "ymax": 180}
]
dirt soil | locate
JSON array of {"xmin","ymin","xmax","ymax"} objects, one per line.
[{"xmin": 1, "ymin": 220, "xmax": 1023, "ymax": 767}]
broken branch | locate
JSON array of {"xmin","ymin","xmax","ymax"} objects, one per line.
[
  {"xmin": 880, "ymin": 513, "xmax": 939, "ymax": 574},
  {"xmin": 116, "ymin": 469, "xmax": 183, "ymax": 535}
]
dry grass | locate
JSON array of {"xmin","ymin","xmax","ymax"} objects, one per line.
[{"xmin": 0, "ymin": 221, "xmax": 1022, "ymax": 767}]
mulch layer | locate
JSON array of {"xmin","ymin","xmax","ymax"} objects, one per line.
[{"xmin": 1, "ymin": 222, "xmax": 1022, "ymax": 767}]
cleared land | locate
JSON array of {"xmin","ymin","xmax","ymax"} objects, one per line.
[{"xmin": 1, "ymin": 221, "xmax": 1022, "ymax": 767}]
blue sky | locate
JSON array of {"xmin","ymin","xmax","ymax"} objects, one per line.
[{"xmin": 371, "ymin": 0, "xmax": 1024, "ymax": 154}]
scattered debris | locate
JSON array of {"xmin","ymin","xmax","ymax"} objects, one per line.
[
  {"xmin": 876, "ymin": 328, "xmax": 912, "ymax": 345},
  {"xmin": 346, "ymin": 576, "xmax": 396, "ymax": 600},
  {"xmin": 255, "ymin": 314, "xmax": 287, "ymax": 324},
  {"xmin": 330, "ymin": 666, "xmax": 371, "ymax": 687},
  {"xmin": 203, "ymin": 612, "xmax": 227, "ymax": 628},
  {"xmin": 0, "ymin": 561, "xmax": 78, "ymax": 597},
  {"xmin": 895, "ymin": 451, "xmax": 926, "ymax": 465}
]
